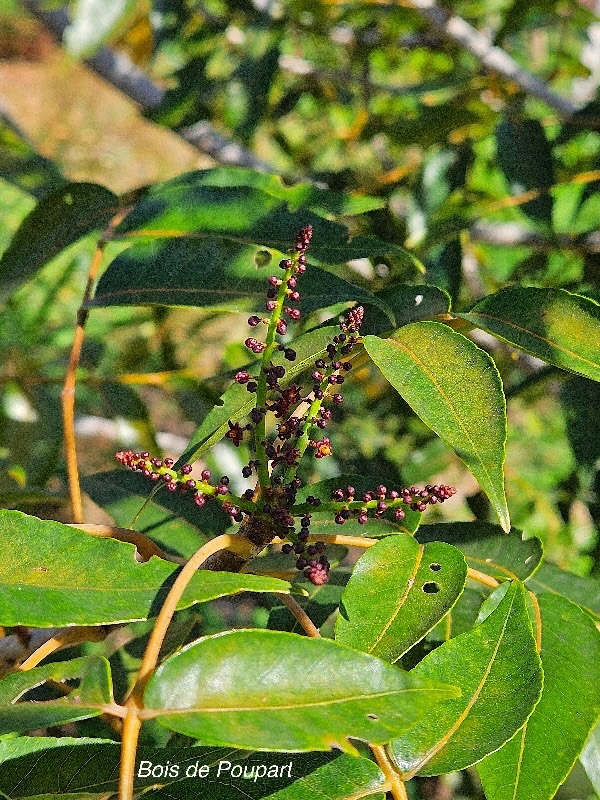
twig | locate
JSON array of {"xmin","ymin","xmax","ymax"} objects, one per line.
[
  {"xmin": 371, "ymin": 745, "xmax": 409, "ymax": 800},
  {"xmin": 407, "ymin": 0, "xmax": 577, "ymax": 117},
  {"xmin": 275, "ymin": 592, "xmax": 322, "ymax": 638},
  {"xmin": 18, "ymin": 626, "xmax": 106, "ymax": 671},
  {"xmin": 20, "ymin": 0, "xmax": 274, "ymax": 171},
  {"xmin": 467, "ymin": 567, "xmax": 500, "ymax": 589},
  {"xmin": 61, "ymin": 240, "xmax": 106, "ymax": 523}
]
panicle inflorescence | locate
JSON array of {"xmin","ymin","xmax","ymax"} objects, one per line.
[
  {"xmin": 115, "ymin": 227, "xmax": 457, "ymax": 587},
  {"xmin": 325, "ymin": 482, "xmax": 457, "ymax": 526}
]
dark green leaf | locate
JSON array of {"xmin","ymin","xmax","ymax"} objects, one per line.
[
  {"xmin": 416, "ymin": 522, "xmax": 543, "ymax": 581},
  {"xmin": 560, "ymin": 376, "xmax": 600, "ymax": 467},
  {"xmin": 87, "ymin": 238, "xmax": 383, "ymax": 315},
  {"xmin": 188, "ymin": 166, "xmax": 384, "ymax": 216},
  {"xmin": 144, "ymin": 629, "xmax": 459, "ymax": 751},
  {"xmin": 0, "ymin": 657, "xmax": 111, "ymax": 735},
  {"xmin": 364, "ymin": 323, "xmax": 509, "ymax": 530},
  {"xmin": 526, "ymin": 561, "xmax": 600, "ymax": 620},
  {"xmin": 457, "ymin": 288, "xmax": 600, "ymax": 382},
  {"xmin": 478, "ymin": 594, "xmax": 600, "ymax": 800},
  {"xmin": 496, "ymin": 118, "xmax": 554, "ymax": 224},
  {"xmin": 0, "ymin": 510, "xmax": 291, "ymax": 626},
  {"xmin": 0, "ymin": 183, "xmax": 119, "ymax": 303},
  {"xmin": 267, "ymin": 570, "xmax": 350, "ymax": 633},
  {"xmin": 335, "ymin": 534, "xmax": 467, "ymax": 662},
  {"xmin": 82, "ymin": 470, "xmax": 227, "ymax": 559},
  {"xmin": 113, "ymin": 182, "xmax": 410, "ymax": 265},
  {"xmin": 360, "ymin": 283, "xmax": 451, "ymax": 336},
  {"xmin": 388, "ymin": 581, "xmax": 542, "ymax": 777}
]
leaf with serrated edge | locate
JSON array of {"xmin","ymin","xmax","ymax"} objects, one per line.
[
  {"xmin": 144, "ymin": 629, "xmax": 459, "ymax": 752},
  {"xmin": 388, "ymin": 581, "xmax": 542, "ymax": 777},
  {"xmin": 477, "ymin": 593, "xmax": 600, "ymax": 800},
  {"xmin": 364, "ymin": 323, "xmax": 509, "ymax": 530},
  {"xmin": 335, "ymin": 534, "xmax": 467, "ymax": 662},
  {"xmin": 457, "ymin": 287, "xmax": 600, "ymax": 382}
]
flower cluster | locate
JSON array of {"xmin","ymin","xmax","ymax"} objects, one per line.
[
  {"xmin": 115, "ymin": 227, "xmax": 457, "ymax": 586},
  {"xmin": 323, "ymin": 483, "xmax": 457, "ymax": 525},
  {"xmin": 114, "ymin": 450, "xmax": 247, "ymax": 523}
]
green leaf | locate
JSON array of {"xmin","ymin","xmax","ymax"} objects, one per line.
[
  {"xmin": 526, "ymin": 562, "xmax": 600, "ymax": 621},
  {"xmin": 64, "ymin": 0, "xmax": 138, "ymax": 58},
  {"xmin": 188, "ymin": 166, "xmax": 385, "ymax": 216},
  {"xmin": 0, "ymin": 737, "xmax": 119, "ymax": 798},
  {"xmin": 335, "ymin": 534, "xmax": 467, "ymax": 662},
  {"xmin": 496, "ymin": 118, "xmax": 554, "ymax": 225},
  {"xmin": 580, "ymin": 722, "xmax": 600, "ymax": 797},
  {"xmin": 88, "ymin": 239, "xmax": 385, "ymax": 316},
  {"xmin": 560, "ymin": 376, "xmax": 600, "ymax": 467},
  {"xmin": 0, "ymin": 121, "xmax": 65, "ymax": 199},
  {"xmin": 144, "ymin": 629, "xmax": 459, "ymax": 752},
  {"xmin": 177, "ymin": 326, "xmax": 340, "ymax": 466},
  {"xmin": 416, "ymin": 522, "xmax": 543, "ymax": 581},
  {"xmin": 364, "ymin": 323, "xmax": 509, "ymax": 530},
  {"xmin": 0, "ymin": 657, "xmax": 111, "ymax": 735},
  {"xmin": 388, "ymin": 581, "xmax": 542, "ymax": 777},
  {"xmin": 457, "ymin": 288, "xmax": 600, "ymax": 382},
  {"xmin": 0, "ymin": 183, "xmax": 119, "ymax": 303},
  {"xmin": 360, "ymin": 283, "xmax": 451, "ymax": 336},
  {"xmin": 477, "ymin": 594, "xmax": 600, "ymax": 800},
  {"xmin": 0, "ymin": 510, "xmax": 291, "ymax": 626},
  {"xmin": 113, "ymin": 182, "xmax": 410, "ymax": 266}
]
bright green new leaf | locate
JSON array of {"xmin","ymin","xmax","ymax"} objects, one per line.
[
  {"xmin": 477, "ymin": 594, "xmax": 600, "ymax": 800},
  {"xmin": 0, "ymin": 510, "xmax": 291, "ymax": 626},
  {"xmin": 144, "ymin": 628, "xmax": 459, "ymax": 752},
  {"xmin": 416, "ymin": 522, "xmax": 543, "ymax": 581},
  {"xmin": 0, "ymin": 656, "xmax": 111, "ymax": 735},
  {"xmin": 388, "ymin": 581, "xmax": 542, "ymax": 777},
  {"xmin": 363, "ymin": 323, "xmax": 509, "ymax": 530},
  {"xmin": 457, "ymin": 288, "xmax": 600, "ymax": 382},
  {"xmin": 0, "ymin": 182, "xmax": 119, "ymax": 303},
  {"xmin": 335, "ymin": 534, "xmax": 467, "ymax": 662}
]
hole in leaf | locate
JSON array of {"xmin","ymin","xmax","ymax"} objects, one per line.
[
  {"xmin": 422, "ymin": 582, "xmax": 440, "ymax": 594},
  {"xmin": 429, "ymin": 563, "xmax": 441, "ymax": 572},
  {"xmin": 366, "ymin": 713, "xmax": 379, "ymax": 721}
]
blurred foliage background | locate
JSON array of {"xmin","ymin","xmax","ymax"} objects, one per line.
[{"xmin": 1, "ymin": 1, "xmax": 600, "ymax": 796}]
